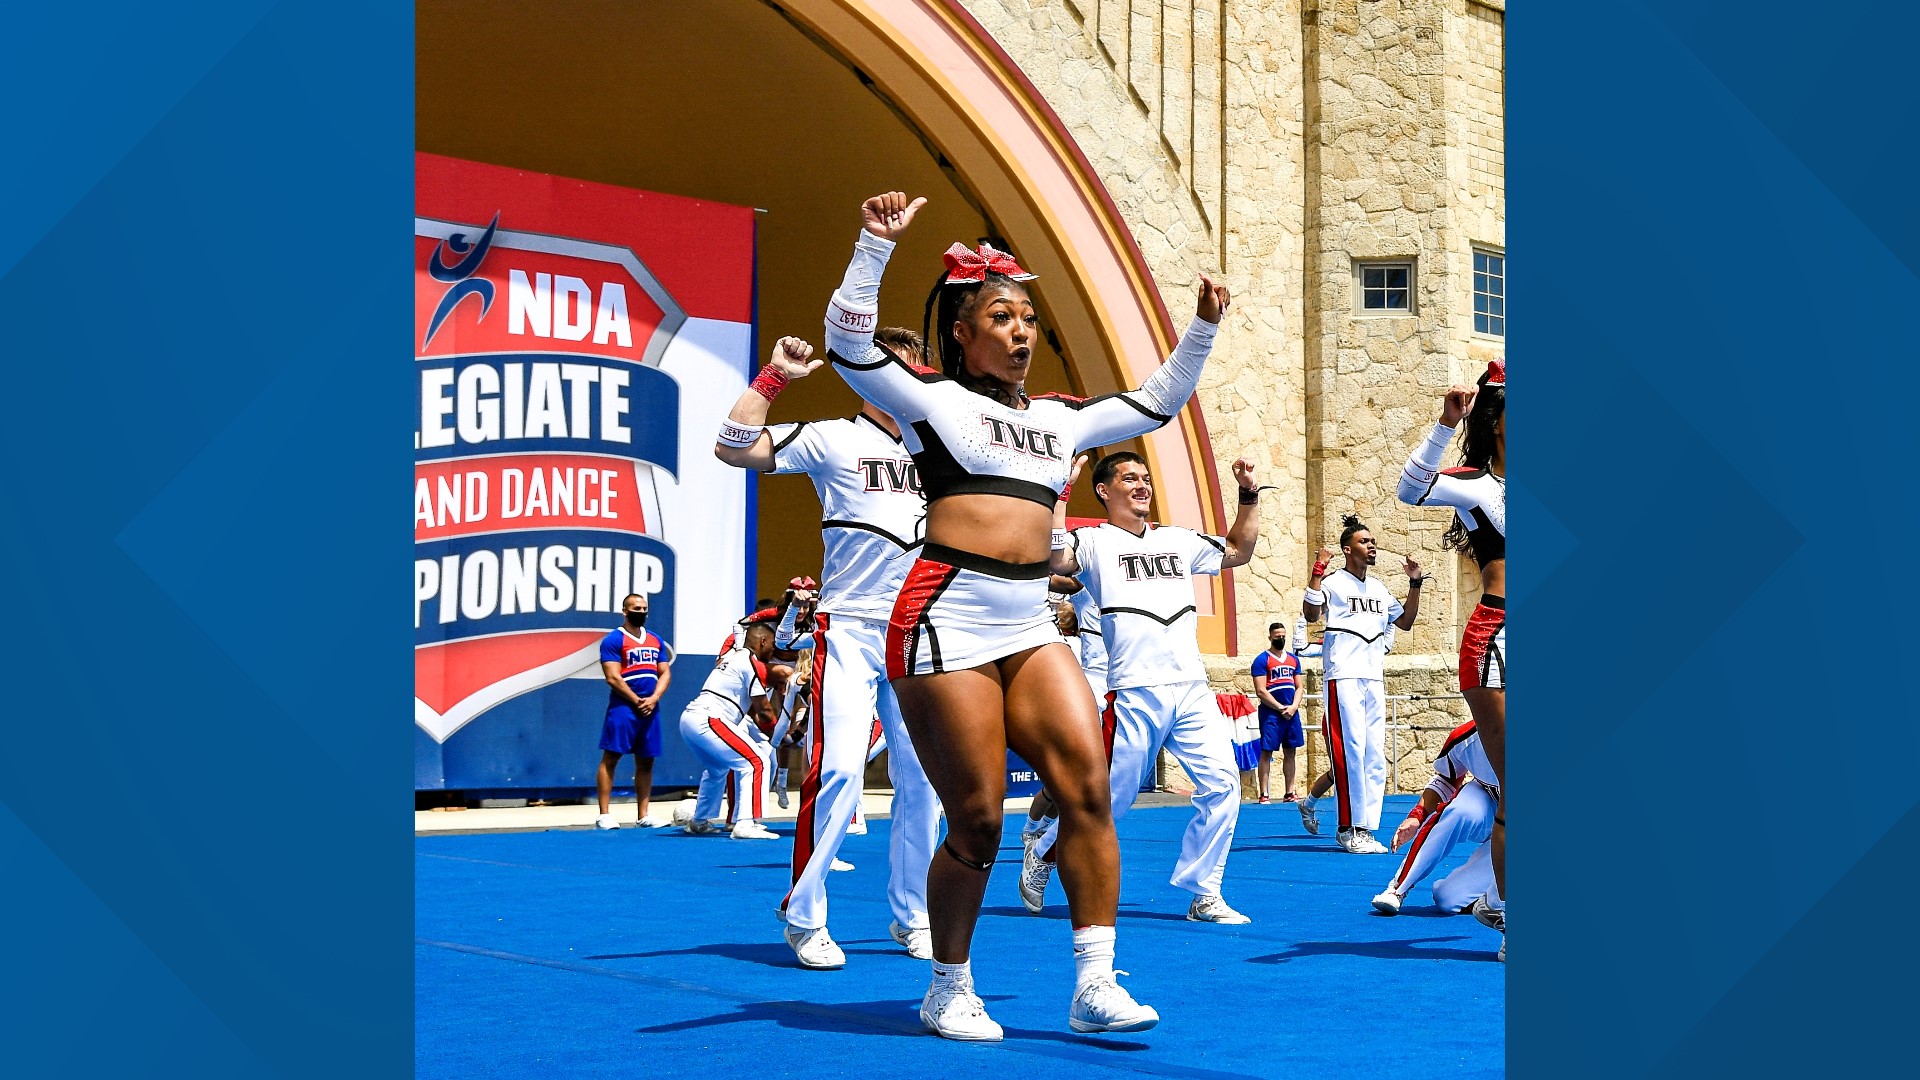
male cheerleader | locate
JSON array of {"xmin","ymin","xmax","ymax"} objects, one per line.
[
  {"xmin": 1301, "ymin": 516, "xmax": 1422, "ymax": 853},
  {"xmin": 1024, "ymin": 451, "xmax": 1263, "ymax": 924},
  {"xmin": 1371, "ymin": 722, "xmax": 1499, "ymax": 917},
  {"xmin": 713, "ymin": 333, "xmax": 942, "ymax": 969},
  {"xmin": 677, "ymin": 620, "xmax": 782, "ymax": 841}
]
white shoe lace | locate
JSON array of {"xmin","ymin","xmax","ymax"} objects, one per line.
[{"xmin": 1077, "ymin": 971, "xmax": 1144, "ymax": 1019}]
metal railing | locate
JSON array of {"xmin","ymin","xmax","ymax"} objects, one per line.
[{"xmin": 1227, "ymin": 690, "xmax": 1469, "ymax": 795}]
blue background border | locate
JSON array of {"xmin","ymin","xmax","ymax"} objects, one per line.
[
  {"xmin": 4, "ymin": 1, "xmax": 1916, "ymax": 1075},
  {"xmin": 0, "ymin": 1, "xmax": 411, "ymax": 1075},
  {"xmin": 1516, "ymin": 2, "xmax": 1919, "ymax": 1075}
]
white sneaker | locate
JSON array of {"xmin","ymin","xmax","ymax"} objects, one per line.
[
  {"xmin": 1471, "ymin": 894, "xmax": 1506, "ymax": 932},
  {"xmin": 784, "ymin": 925, "xmax": 846, "ymax": 970},
  {"xmin": 594, "ymin": 814, "xmax": 619, "ymax": 830},
  {"xmin": 1355, "ymin": 829, "xmax": 1389, "ymax": 854},
  {"xmin": 1298, "ymin": 796, "xmax": 1320, "ymax": 835},
  {"xmin": 1370, "ymin": 889, "xmax": 1403, "ymax": 915},
  {"xmin": 890, "ymin": 921, "xmax": 933, "ymax": 961},
  {"xmin": 921, "ymin": 979, "xmax": 1003, "ymax": 1042},
  {"xmin": 731, "ymin": 820, "xmax": 779, "ymax": 840},
  {"xmin": 671, "ymin": 802, "xmax": 694, "ymax": 826},
  {"xmin": 830, "ymin": 858, "xmax": 855, "ymax": 872},
  {"xmin": 1336, "ymin": 827, "xmax": 1364, "ymax": 853},
  {"xmin": 683, "ymin": 819, "xmax": 720, "ymax": 836},
  {"xmin": 1018, "ymin": 841, "xmax": 1054, "ymax": 914},
  {"xmin": 1021, "ymin": 817, "xmax": 1049, "ymax": 844},
  {"xmin": 1068, "ymin": 973, "xmax": 1159, "ymax": 1033},
  {"xmin": 1187, "ymin": 894, "xmax": 1251, "ymax": 925},
  {"xmin": 1190, "ymin": 887, "xmax": 1251, "ymax": 922},
  {"xmin": 636, "ymin": 814, "xmax": 672, "ymax": 828},
  {"xmin": 1498, "ymin": 936, "xmax": 1505, "ymax": 963},
  {"xmin": 846, "ymin": 816, "xmax": 867, "ymax": 836}
]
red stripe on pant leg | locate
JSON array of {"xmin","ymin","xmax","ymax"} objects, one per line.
[
  {"xmin": 885, "ymin": 560, "xmax": 957, "ymax": 680},
  {"xmin": 789, "ymin": 617, "xmax": 830, "ymax": 892},
  {"xmin": 711, "ymin": 718, "xmax": 765, "ymax": 821},
  {"xmin": 1325, "ymin": 681, "xmax": 1353, "ymax": 830},
  {"xmin": 1392, "ymin": 805, "xmax": 1446, "ymax": 889},
  {"xmin": 1102, "ymin": 691, "xmax": 1119, "ymax": 764},
  {"xmin": 725, "ymin": 771, "xmax": 737, "ymax": 825}
]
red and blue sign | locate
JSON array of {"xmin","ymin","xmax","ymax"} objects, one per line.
[{"xmin": 415, "ymin": 154, "xmax": 755, "ymax": 789}]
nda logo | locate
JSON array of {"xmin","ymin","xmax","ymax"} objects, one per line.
[{"xmin": 423, "ymin": 213, "xmax": 500, "ymax": 348}]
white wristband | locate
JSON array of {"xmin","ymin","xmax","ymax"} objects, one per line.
[
  {"xmin": 1303, "ymin": 587, "xmax": 1326, "ymax": 607},
  {"xmin": 1050, "ymin": 529, "xmax": 1070, "ymax": 551},
  {"xmin": 718, "ymin": 421, "xmax": 764, "ymax": 448}
]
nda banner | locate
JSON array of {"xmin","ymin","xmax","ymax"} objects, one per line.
[{"xmin": 416, "ymin": 153, "xmax": 753, "ymax": 791}]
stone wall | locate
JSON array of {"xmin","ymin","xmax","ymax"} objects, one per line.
[{"xmin": 959, "ymin": 0, "xmax": 1499, "ymax": 727}]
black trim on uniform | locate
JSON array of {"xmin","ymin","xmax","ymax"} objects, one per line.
[
  {"xmin": 828, "ymin": 345, "xmax": 948, "ymax": 380},
  {"xmin": 1197, "ymin": 534, "xmax": 1226, "ymax": 553},
  {"xmin": 922, "ymin": 542, "xmax": 1051, "ymax": 580},
  {"xmin": 907, "ymin": 418, "xmax": 967, "ymax": 500},
  {"xmin": 770, "ymin": 422, "xmax": 808, "ymax": 452},
  {"xmin": 907, "ymin": 418, "xmax": 1062, "ymax": 507},
  {"xmin": 1324, "ymin": 626, "xmax": 1390, "ymax": 643},
  {"xmin": 820, "ymin": 519, "xmax": 920, "ymax": 549},
  {"xmin": 853, "ymin": 412, "xmax": 904, "ymax": 444},
  {"xmin": 1034, "ymin": 390, "xmax": 1169, "ymax": 423},
  {"xmin": 918, "ymin": 566, "xmax": 961, "ymax": 673},
  {"xmin": 1478, "ymin": 594, "xmax": 1506, "ymax": 610},
  {"xmin": 1102, "ymin": 605, "xmax": 1197, "ymax": 626},
  {"xmin": 934, "ymin": 474, "xmax": 1060, "ymax": 506}
]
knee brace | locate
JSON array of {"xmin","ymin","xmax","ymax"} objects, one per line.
[{"xmin": 941, "ymin": 839, "xmax": 994, "ymax": 872}]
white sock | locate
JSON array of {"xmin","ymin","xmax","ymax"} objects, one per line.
[
  {"xmin": 1487, "ymin": 884, "xmax": 1506, "ymax": 911},
  {"xmin": 931, "ymin": 958, "xmax": 972, "ymax": 991},
  {"xmin": 1072, "ymin": 925, "xmax": 1116, "ymax": 989}
]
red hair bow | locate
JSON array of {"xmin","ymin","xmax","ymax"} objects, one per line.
[
  {"xmin": 942, "ymin": 242, "xmax": 1036, "ymax": 283},
  {"xmin": 788, "ymin": 576, "xmax": 818, "ymax": 592},
  {"xmin": 1484, "ymin": 359, "xmax": 1505, "ymax": 387}
]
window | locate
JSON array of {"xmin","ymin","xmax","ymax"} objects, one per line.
[
  {"xmin": 1355, "ymin": 260, "xmax": 1414, "ymax": 313},
  {"xmin": 1473, "ymin": 249, "xmax": 1504, "ymax": 336}
]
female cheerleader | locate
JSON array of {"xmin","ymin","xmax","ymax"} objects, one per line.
[
  {"xmin": 1397, "ymin": 360, "xmax": 1505, "ymax": 955},
  {"xmin": 816, "ymin": 191, "xmax": 1228, "ymax": 1039}
]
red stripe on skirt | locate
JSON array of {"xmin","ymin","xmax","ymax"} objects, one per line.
[{"xmin": 886, "ymin": 559, "xmax": 958, "ymax": 680}]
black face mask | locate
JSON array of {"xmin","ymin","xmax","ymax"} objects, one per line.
[
  {"xmin": 1270, "ymin": 639, "xmax": 1285, "ymax": 652},
  {"xmin": 625, "ymin": 611, "xmax": 648, "ymax": 628}
]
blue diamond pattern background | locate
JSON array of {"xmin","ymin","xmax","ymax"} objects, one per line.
[
  {"xmin": 1517, "ymin": 2, "xmax": 1920, "ymax": 1075},
  {"xmin": 1, "ymin": 1, "xmax": 1913, "ymax": 1075},
  {"xmin": 0, "ymin": 3, "xmax": 410, "ymax": 1077}
]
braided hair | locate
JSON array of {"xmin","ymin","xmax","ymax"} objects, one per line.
[
  {"xmin": 921, "ymin": 267, "xmax": 1033, "ymax": 406},
  {"xmin": 1442, "ymin": 364, "xmax": 1505, "ymax": 553}
]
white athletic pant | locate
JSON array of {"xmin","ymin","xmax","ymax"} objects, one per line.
[
  {"xmin": 1324, "ymin": 677, "xmax": 1388, "ymax": 831},
  {"xmin": 782, "ymin": 614, "xmax": 941, "ymax": 932},
  {"xmin": 1382, "ymin": 781, "xmax": 1496, "ymax": 909},
  {"xmin": 1039, "ymin": 680, "xmax": 1241, "ymax": 897},
  {"xmin": 681, "ymin": 702, "xmax": 773, "ymax": 826}
]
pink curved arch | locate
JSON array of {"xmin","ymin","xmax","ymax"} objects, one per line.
[{"xmin": 782, "ymin": 0, "xmax": 1238, "ymax": 653}]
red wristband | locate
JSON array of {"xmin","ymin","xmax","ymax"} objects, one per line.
[
  {"xmin": 1057, "ymin": 482, "xmax": 1072, "ymax": 503},
  {"xmin": 1311, "ymin": 560, "xmax": 1330, "ymax": 577},
  {"xmin": 1407, "ymin": 804, "xmax": 1429, "ymax": 823},
  {"xmin": 749, "ymin": 366, "xmax": 790, "ymax": 402}
]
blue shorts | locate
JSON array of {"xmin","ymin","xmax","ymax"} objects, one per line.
[
  {"xmin": 600, "ymin": 702, "xmax": 662, "ymax": 758},
  {"xmin": 1259, "ymin": 708, "xmax": 1303, "ymax": 751}
]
